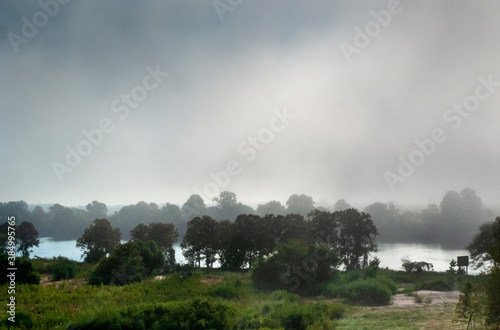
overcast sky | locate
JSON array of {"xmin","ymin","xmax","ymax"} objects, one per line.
[{"xmin": 1, "ymin": 1, "xmax": 499, "ymax": 209}]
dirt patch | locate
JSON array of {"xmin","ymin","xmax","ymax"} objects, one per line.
[
  {"xmin": 390, "ymin": 290, "xmax": 460, "ymax": 308},
  {"xmin": 40, "ymin": 274, "xmax": 86, "ymax": 288},
  {"xmin": 201, "ymin": 276, "xmax": 223, "ymax": 285}
]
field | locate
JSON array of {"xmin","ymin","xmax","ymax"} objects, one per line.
[{"xmin": 0, "ymin": 259, "xmax": 489, "ymax": 329}]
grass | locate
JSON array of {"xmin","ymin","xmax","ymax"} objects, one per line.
[
  {"xmin": 0, "ymin": 258, "xmax": 491, "ymax": 329},
  {"xmin": 335, "ymin": 303, "xmax": 490, "ymax": 329}
]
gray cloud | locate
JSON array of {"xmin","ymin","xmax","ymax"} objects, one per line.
[{"xmin": 1, "ymin": 0, "xmax": 499, "ymax": 209}]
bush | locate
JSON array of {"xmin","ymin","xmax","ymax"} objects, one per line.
[
  {"xmin": 272, "ymin": 301, "xmax": 345, "ymax": 330},
  {"xmin": 67, "ymin": 297, "xmax": 234, "ymax": 330},
  {"xmin": 252, "ymin": 240, "xmax": 338, "ymax": 294},
  {"xmin": 326, "ymin": 273, "xmax": 397, "ymax": 306},
  {"xmin": 207, "ymin": 280, "xmax": 251, "ymax": 300},
  {"xmin": 89, "ymin": 241, "xmax": 164, "ymax": 286},
  {"xmin": 48, "ymin": 257, "xmax": 76, "ymax": 281},
  {"xmin": 415, "ymin": 277, "xmax": 454, "ymax": 291},
  {"xmin": 0, "ymin": 253, "xmax": 40, "ymax": 285}
]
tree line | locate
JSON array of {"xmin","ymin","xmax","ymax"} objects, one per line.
[
  {"xmin": 76, "ymin": 208, "xmax": 378, "ymax": 274},
  {"xmin": 0, "ymin": 187, "xmax": 496, "ymax": 248}
]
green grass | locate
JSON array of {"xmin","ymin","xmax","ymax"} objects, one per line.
[{"xmin": 0, "ymin": 260, "xmax": 490, "ymax": 329}]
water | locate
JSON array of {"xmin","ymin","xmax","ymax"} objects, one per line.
[{"xmin": 31, "ymin": 238, "xmax": 472, "ymax": 273}]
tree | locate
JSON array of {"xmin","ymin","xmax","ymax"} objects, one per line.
[
  {"xmin": 252, "ymin": 240, "xmax": 338, "ymax": 294},
  {"xmin": 336, "ymin": 209, "xmax": 378, "ymax": 270},
  {"xmin": 211, "ymin": 191, "xmax": 255, "ymax": 221},
  {"xmin": 256, "ymin": 200, "xmax": 286, "ymax": 216},
  {"xmin": 89, "ymin": 241, "xmax": 164, "ymax": 286},
  {"xmin": 286, "ymin": 194, "xmax": 315, "ymax": 216},
  {"xmin": 307, "ymin": 210, "xmax": 339, "ymax": 248},
  {"xmin": 181, "ymin": 216, "xmax": 218, "ymax": 268},
  {"xmin": 333, "ymin": 199, "xmax": 352, "ymax": 212},
  {"xmin": 131, "ymin": 222, "xmax": 179, "ymax": 270},
  {"xmin": 162, "ymin": 203, "xmax": 186, "ymax": 237},
  {"xmin": 466, "ymin": 217, "xmax": 500, "ymax": 269},
  {"xmin": 181, "ymin": 194, "xmax": 206, "ymax": 221},
  {"xmin": 17, "ymin": 222, "xmax": 40, "ymax": 257},
  {"xmin": 77, "ymin": 219, "xmax": 121, "ymax": 263},
  {"xmin": 485, "ymin": 221, "xmax": 500, "ymax": 325},
  {"xmin": 86, "ymin": 200, "xmax": 108, "ymax": 219}
]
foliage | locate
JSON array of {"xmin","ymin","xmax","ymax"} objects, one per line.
[
  {"xmin": 336, "ymin": 209, "xmax": 378, "ymax": 270},
  {"xmin": 89, "ymin": 241, "xmax": 164, "ymax": 286},
  {"xmin": 252, "ymin": 240, "xmax": 338, "ymax": 294},
  {"xmin": 454, "ymin": 282, "xmax": 484, "ymax": 327},
  {"xmin": 0, "ymin": 252, "xmax": 40, "ymax": 284},
  {"xmin": 181, "ymin": 215, "xmax": 218, "ymax": 268},
  {"xmin": 325, "ymin": 271, "xmax": 397, "ymax": 306},
  {"xmin": 48, "ymin": 256, "xmax": 77, "ymax": 281},
  {"xmin": 76, "ymin": 218, "xmax": 121, "ymax": 263},
  {"xmin": 401, "ymin": 258, "xmax": 434, "ymax": 273},
  {"xmin": 67, "ymin": 297, "xmax": 235, "ymax": 330},
  {"xmin": 466, "ymin": 217, "xmax": 500, "ymax": 269},
  {"xmin": 485, "ymin": 221, "xmax": 500, "ymax": 326},
  {"xmin": 131, "ymin": 222, "xmax": 179, "ymax": 270},
  {"xmin": 0, "ymin": 221, "xmax": 40, "ymax": 258},
  {"xmin": 286, "ymin": 194, "xmax": 315, "ymax": 216}
]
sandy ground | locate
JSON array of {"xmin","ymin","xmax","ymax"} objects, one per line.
[{"xmin": 390, "ymin": 290, "xmax": 460, "ymax": 307}]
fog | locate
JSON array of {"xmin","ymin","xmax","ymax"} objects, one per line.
[{"xmin": 1, "ymin": 1, "xmax": 499, "ymax": 208}]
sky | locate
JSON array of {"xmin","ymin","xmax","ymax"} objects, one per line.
[{"xmin": 1, "ymin": 0, "xmax": 499, "ymax": 209}]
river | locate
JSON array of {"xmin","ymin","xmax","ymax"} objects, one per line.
[{"xmin": 31, "ymin": 238, "xmax": 472, "ymax": 273}]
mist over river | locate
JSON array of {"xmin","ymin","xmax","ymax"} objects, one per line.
[{"xmin": 31, "ymin": 238, "xmax": 473, "ymax": 273}]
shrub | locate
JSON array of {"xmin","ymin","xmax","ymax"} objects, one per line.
[
  {"xmin": 415, "ymin": 277, "xmax": 454, "ymax": 291},
  {"xmin": 0, "ymin": 253, "xmax": 40, "ymax": 285},
  {"xmin": 326, "ymin": 273, "xmax": 397, "ymax": 306},
  {"xmin": 67, "ymin": 297, "xmax": 234, "ymax": 330},
  {"xmin": 252, "ymin": 240, "xmax": 338, "ymax": 294},
  {"xmin": 272, "ymin": 301, "xmax": 345, "ymax": 330},
  {"xmin": 48, "ymin": 257, "xmax": 76, "ymax": 281},
  {"xmin": 207, "ymin": 280, "xmax": 251, "ymax": 300},
  {"xmin": 89, "ymin": 241, "xmax": 164, "ymax": 286}
]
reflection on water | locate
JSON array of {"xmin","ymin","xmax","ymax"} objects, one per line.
[{"xmin": 32, "ymin": 238, "xmax": 473, "ymax": 273}]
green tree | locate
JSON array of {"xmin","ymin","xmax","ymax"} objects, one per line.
[
  {"xmin": 181, "ymin": 216, "xmax": 218, "ymax": 267},
  {"xmin": 252, "ymin": 240, "xmax": 338, "ymax": 294},
  {"xmin": 77, "ymin": 218, "xmax": 121, "ymax": 263},
  {"xmin": 89, "ymin": 241, "xmax": 164, "ymax": 285},
  {"xmin": 307, "ymin": 210, "xmax": 339, "ymax": 248},
  {"xmin": 485, "ymin": 221, "xmax": 500, "ymax": 325},
  {"xmin": 17, "ymin": 221, "xmax": 40, "ymax": 257},
  {"xmin": 466, "ymin": 217, "xmax": 500, "ymax": 269},
  {"xmin": 131, "ymin": 222, "xmax": 179, "ymax": 270},
  {"xmin": 337, "ymin": 209, "xmax": 378, "ymax": 270}
]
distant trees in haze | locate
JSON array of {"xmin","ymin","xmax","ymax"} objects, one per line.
[{"xmin": 0, "ymin": 187, "xmax": 496, "ymax": 250}]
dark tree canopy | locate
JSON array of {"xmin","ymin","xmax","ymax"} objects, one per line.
[
  {"xmin": 181, "ymin": 216, "xmax": 218, "ymax": 268},
  {"xmin": 17, "ymin": 221, "xmax": 40, "ymax": 257},
  {"xmin": 76, "ymin": 218, "xmax": 121, "ymax": 263},
  {"xmin": 466, "ymin": 217, "xmax": 500, "ymax": 269},
  {"xmin": 89, "ymin": 241, "xmax": 164, "ymax": 286},
  {"xmin": 337, "ymin": 209, "xmax": 378, "ymax": 270}
]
